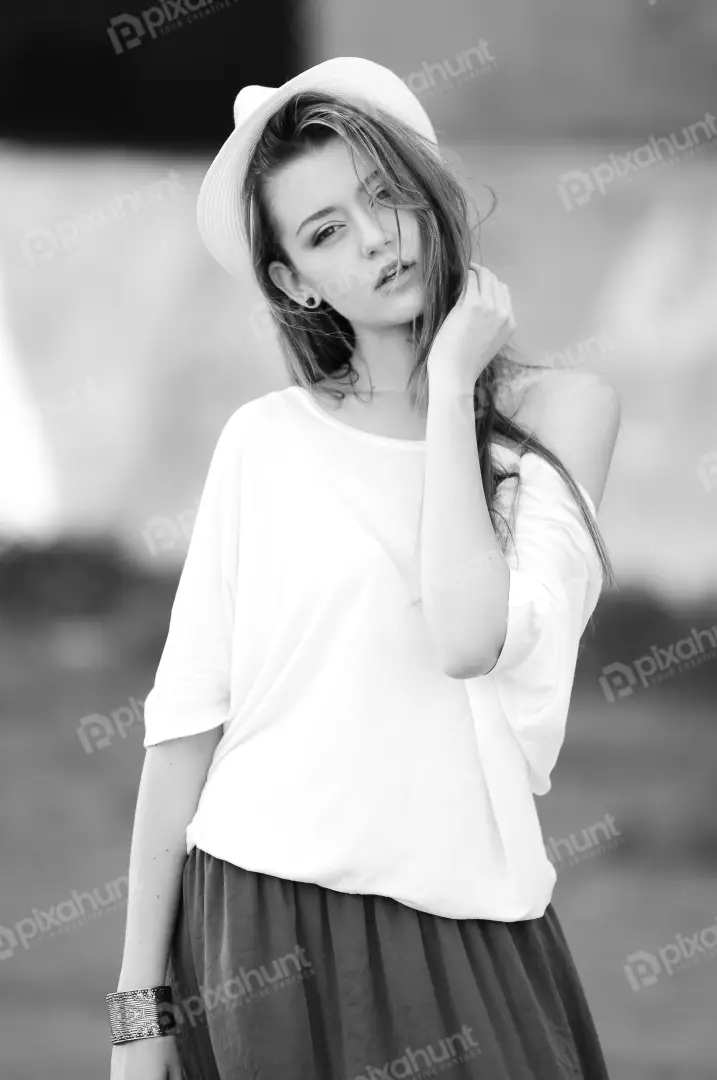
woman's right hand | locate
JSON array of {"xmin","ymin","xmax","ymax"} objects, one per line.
[{"xmin": 109, "ymin": 1034, "xmax": 184, "ymax": 1079}]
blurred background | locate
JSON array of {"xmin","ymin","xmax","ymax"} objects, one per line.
[{"xmin": 0, "ymin": 1, "xmax": 716, "ymax": 1077}]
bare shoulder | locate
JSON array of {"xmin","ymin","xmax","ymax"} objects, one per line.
[
  {"xmin": 514, "ymin": 368, "xmax": 621, "ymax": 424},
  {"xmin": 510, "ymin": 367, "xmax": 622, "ymax": 510}
]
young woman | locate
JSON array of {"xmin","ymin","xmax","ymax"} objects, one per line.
[{"xmin": 108, "ymin": 57, "xmax": 620, "ymax": 1080}]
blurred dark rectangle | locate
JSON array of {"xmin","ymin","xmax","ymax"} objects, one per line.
[{"xmin": 0, "ymin": 0, "xmax": 302, "ymax": 149}]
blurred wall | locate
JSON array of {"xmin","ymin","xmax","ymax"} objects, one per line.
[
  {"xmin": 307, "ymin": 0, "xmax": 717, "ymax": 140},
  {"xmin": 0, "ymin": 0, "xmax": 715, "ymax": 604}
]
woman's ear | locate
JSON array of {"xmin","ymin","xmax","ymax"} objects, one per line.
[{"xmin": 268, "ymin": 260, "xmax": 307, "ymax": 306}]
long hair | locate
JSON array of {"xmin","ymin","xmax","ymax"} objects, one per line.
[{"xmin": 241, "ymin": 90, "xmax": 616, "ymax": 590}]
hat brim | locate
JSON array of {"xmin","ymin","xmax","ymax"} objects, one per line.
[{"xmin": 196, "ymin": 56, "xmax": 438, "ymax": 278}]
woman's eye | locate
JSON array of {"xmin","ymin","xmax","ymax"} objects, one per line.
[
  {"xmin": 313, "ymin": 224, "xmax": 340, "ymax": 246},
  {"xmin": 370, "ymin": 187, "xmax": 392, "ymax": 204}
]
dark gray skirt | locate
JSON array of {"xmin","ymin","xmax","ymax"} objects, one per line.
[{"xmin": 164, "ymin": 845, "xmax": 611, "ymax": 1079}]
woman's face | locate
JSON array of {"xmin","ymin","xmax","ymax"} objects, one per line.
[{"xmin": 265, "ymin": 137, "xmax": 424, "ymax": 329}]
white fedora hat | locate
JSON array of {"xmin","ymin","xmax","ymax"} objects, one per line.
[{"xmin": 196, "ymin": 56, "xmax": 439, "ymax": 279}]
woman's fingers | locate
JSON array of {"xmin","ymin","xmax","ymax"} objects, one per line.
[
  {"xmin": 467, "ymin": 263, "xmax": 513, "ymax": 327},
  {"xmin": 462, "ymin": 262, "xmax": 481, "ymax": 302},
  {"xmin": 496, "ymin": 281, "xmax": 508, "ymax": 319},
  {"xmin": 497, "ymin": 281, "xmax": 516, "ymax": 331}
]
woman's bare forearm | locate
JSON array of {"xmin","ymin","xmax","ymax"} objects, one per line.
[
  {"xmin": 115, "ymin": 727, "xmax": 223, "ymax": 991},
  {"xmin": 420, "ymin": 381, "xmax": 509, "ymax": 679}
]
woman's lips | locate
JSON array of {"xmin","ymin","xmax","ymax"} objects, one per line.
[{"xmin": 376, "ymin": 261, "xmax": 415, "ymax": 291}]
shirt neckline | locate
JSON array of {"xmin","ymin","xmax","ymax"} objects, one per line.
[
  {"xmin": 289, "ymin": 385, "xmax": 524, "ymax": 458},
  {"xmin": 290, "ymin": 385, "xmax": 428, "ymax": 450}
]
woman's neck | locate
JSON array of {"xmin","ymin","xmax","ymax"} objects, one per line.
[{"xmin": 319, "ymin": 374, "xmax": 426, "ymax": 415}]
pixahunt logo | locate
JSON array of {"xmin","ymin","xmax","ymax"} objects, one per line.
[
  {"xmin": 624, "ymin": 915, "xmax": 717, "ymax": 990},
  {"xmin": 169, "ymin": 944, "xmax": 315, "ymax": 1027},
  {"xmin": 400, "ymin": 42, "xmax": 497, "ymax": 96},
  {"xmin": 348, "ymin": 1024, "xmax": 481, "ymax": 1080},
  {"xmin": 557, "ymin": 112, "xmax": 717, "ymax": 209},
  {"xmin": 107, "ymin": 0, "xmax": 239, "ymax": 54},
  {"xmin": 599, "ymin": 624, "xmax": 717, "ymax": 702},
  {"xmin": 544, "ymin": 813, "xmax": 624, "ymax": 871}
]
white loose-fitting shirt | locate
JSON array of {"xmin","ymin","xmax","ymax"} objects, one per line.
[{"xmin": 142, "ymin": 384, "xmax": 603, "ymax": 921}]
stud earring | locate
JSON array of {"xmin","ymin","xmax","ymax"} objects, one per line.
[{"xmin": 304, "ymin": 294, "xmax": 319, "ymax": 309}]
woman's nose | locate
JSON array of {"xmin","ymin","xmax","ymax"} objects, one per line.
[{"xmin": 357, "ymin": 206, "xmax": 391, "ymax": 257}]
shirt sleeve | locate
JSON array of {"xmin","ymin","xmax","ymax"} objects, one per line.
[
  {"xmin": 142, "ymin": 411, "xmax": 244, "ymax": 748},
  {"xmin": 485, "ymin": 452, "xmax": 604, "ymax": 795}
]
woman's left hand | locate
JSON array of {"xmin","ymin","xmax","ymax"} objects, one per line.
[{"xmin": 426, "ymin": 263, "xmax": 516, "ymax": 394}]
